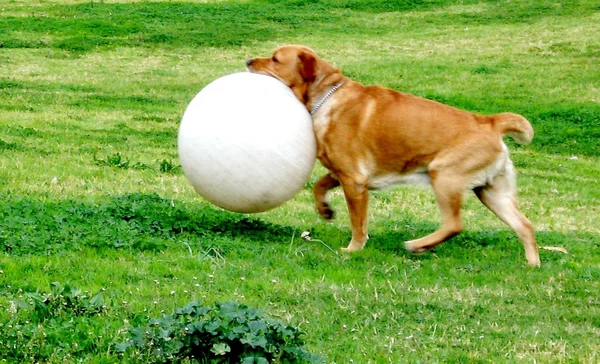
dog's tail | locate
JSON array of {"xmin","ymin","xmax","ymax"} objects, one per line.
[{"xmin": 489, "ymin": 112, "xmax": 534, "ymax": 145}]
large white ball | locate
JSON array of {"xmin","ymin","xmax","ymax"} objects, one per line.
[{"xmin": 178, "ymin": 72, "xmax": 317, "ymax": 213}]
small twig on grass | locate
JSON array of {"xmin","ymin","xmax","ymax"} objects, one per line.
[
  {"xmin": 289, "ymin": 231, "xmax": 309, "ymax": 257},
  {"xmin": 300, "ymin": 231, "xmax": 338, "ymax": 255},
  {"xmin": 541, "ymin": 246, "xmax": 569, "ymax": 254}
]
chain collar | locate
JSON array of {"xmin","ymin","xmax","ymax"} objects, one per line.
[{"xmin": 310, "ymin": 82, "xmax": 344, "ymax": 116}]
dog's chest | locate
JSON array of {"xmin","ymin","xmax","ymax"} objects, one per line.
[
  {"xmin": 311, "ymin": 103, "xmax": 334, "ymax": 167},
  {"xmin": 311, "ymin": 103, "xmax": 331, "ymax": 142}
]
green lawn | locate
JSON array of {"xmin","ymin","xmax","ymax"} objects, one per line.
[{"xmin": 1, "ymin": 0, "xmax": 599, "ymax": 362}]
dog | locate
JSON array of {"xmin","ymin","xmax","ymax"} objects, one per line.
[{"xmin": 247, "ymin": 45, "xmax": 540, "ymax": 267}]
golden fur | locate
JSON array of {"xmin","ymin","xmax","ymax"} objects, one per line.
[{"xmin": 247, "ymin": 45, "xmax": 540, "ymax": 266}]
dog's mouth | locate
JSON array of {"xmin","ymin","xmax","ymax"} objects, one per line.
[
  {"xmin": 246, "ymin": 67, "xmax": 291, "ymax": 88},
  {"xmin": 245, "ymin": 59, "xmax": 266, "ymax": 75}
]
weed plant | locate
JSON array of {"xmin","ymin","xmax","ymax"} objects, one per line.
[{"xmin": 117, "ymin": 301, "xmax": 321, "ymax": 363}]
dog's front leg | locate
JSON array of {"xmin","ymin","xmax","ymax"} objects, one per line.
[
  {"xmin": 339, "ymin": 174, "xmax": 369, "ymax": 252},
  {"xmin": 313, "ymin": 173, "xmax": 340, "ymax": 220}
]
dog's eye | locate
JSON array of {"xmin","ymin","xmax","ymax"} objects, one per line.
[{"xmin": 272, "ymin": 56, "xmax": 279, "ymax": 63}]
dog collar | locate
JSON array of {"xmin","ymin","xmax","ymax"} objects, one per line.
[{"xmin": 310, "ymin": 82, "xmax": 344, "ymax": 116}]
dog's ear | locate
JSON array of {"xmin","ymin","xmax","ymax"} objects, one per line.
[{"xmin": 298, "ymin": 51, "xmax": 316, "ymax": 82}]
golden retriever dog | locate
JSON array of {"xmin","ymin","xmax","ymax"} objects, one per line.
[{"xmin": 247, "ymin": 45, "xmax": 540, "ymax": 266}]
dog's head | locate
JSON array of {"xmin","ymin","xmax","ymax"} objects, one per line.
[{"xmin": 247, "ymin": 45, "xmax": 340, "ymax": 105}]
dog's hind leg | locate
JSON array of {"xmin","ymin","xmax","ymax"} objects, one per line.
[
  {"xmin": 473, "ymin": 162, "xmax": 540, "ymax": 267},
  {"xmin": 314, "ymin": 173, "xmax": 340, "ymax": 220},
  {"xmin": 404, "ymin": 171, "xmax": 465, "ymax": 253}
]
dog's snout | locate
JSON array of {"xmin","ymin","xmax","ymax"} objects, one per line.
[{"xmin": 246, "ymin": 58, "xmax": 254, "ymax": 67}]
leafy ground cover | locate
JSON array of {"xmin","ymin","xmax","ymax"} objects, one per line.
[{"xmin": 1, "ymin": 0, "xmax": 599, "ymax": 362}]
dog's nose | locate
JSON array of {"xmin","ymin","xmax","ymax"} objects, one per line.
[{"xmin": 246, "ymin": 59, "xmax": 253, "ymax": 67}]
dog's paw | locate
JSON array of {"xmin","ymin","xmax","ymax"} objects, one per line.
[
  {"xmin": 527, "ymin": 257, "xmax": 541, "ymax": 268},
  {"xmin": 404, "ymin": 240, "xmax": 428, "ymax": 254},
  {"xmin": 340, "ymin": 246, "xmax": 358, "ymax": 253},
  {"xmin": 341, "ymin": 240, "xmax": 367, "ymax": 253},
  {"xmin": 318, "ymin": 203, "xmax": 335, "ymax": 220}
]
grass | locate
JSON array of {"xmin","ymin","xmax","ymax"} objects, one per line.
[{"xmin": 1, "ymin": 0, "xmax": 599, "ymax": 362}]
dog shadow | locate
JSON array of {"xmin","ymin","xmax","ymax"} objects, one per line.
[
  {"xmin": 367, "ymin": 219, "xmax": 587, "ymax": 266},
  {"xmin": 3, "ymin": 193, "xmax": 590, "ymax": 266}
]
